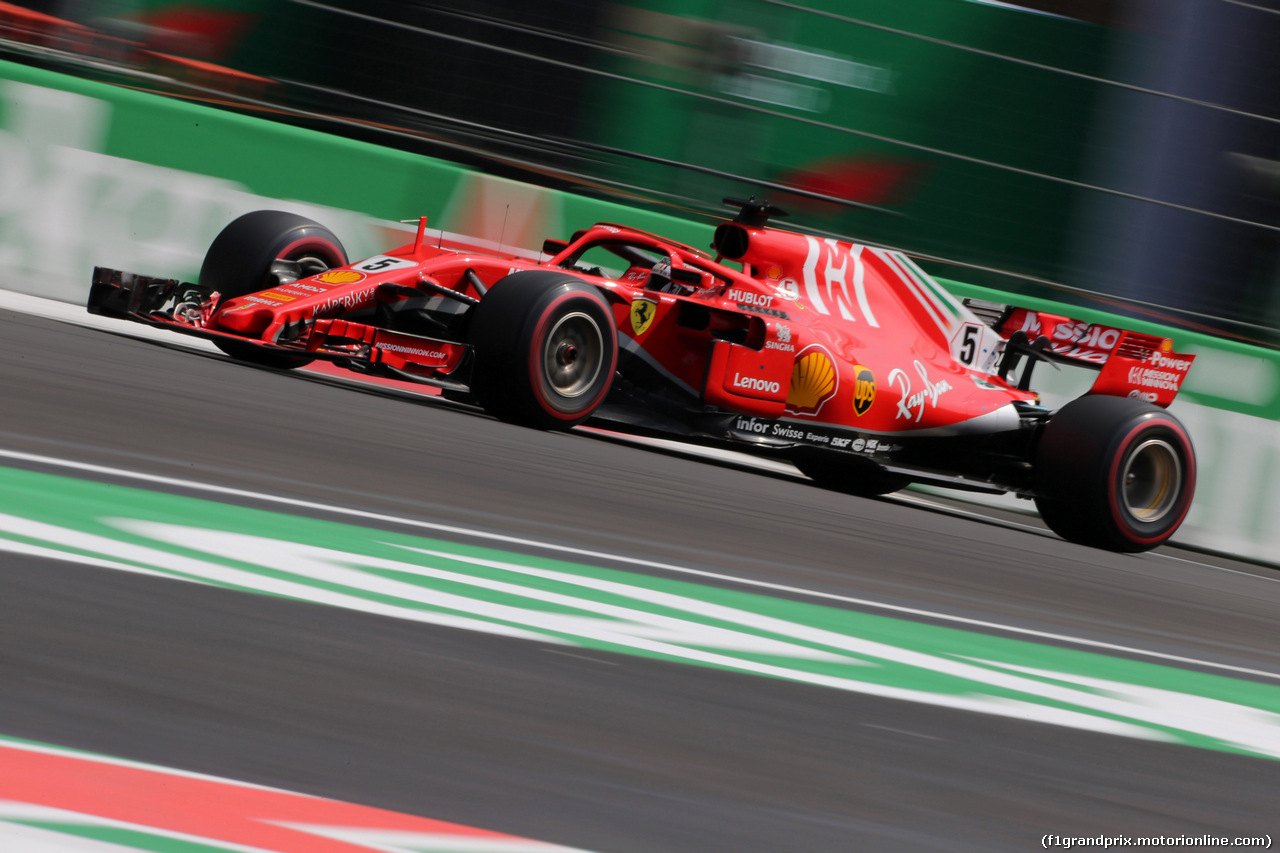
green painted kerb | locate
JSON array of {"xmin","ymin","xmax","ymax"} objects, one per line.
[
  {"xmin": 0, "ymin": 464, "xmax": 1278, "ymax": 761},
  {"xmin": 8, "ymin": 823, "xmax": 233, "ymax": 853}
]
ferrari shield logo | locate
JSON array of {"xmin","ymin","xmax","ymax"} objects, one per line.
[{"xmin": 630, "ymin": 297, "xmax": 658, "ymax": 336}]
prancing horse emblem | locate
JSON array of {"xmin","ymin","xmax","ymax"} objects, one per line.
[{"xmin": 630, "ymin": 297, "xmax": 658, "ymax": 336}]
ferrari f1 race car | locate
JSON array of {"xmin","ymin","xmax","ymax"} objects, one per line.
[{"xmin": 88, "ymin": 199, "xmax": 1198, "ymax": 552}]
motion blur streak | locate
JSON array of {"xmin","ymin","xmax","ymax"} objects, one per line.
[{"xmin": 0, "ymin": 465, "xmax": 1278, "ymax": 760}]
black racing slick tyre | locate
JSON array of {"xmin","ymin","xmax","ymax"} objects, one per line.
[
  {"xmin": 1033, "ymin": 395, "xmax": 1196, "ymax": 552},
  {"xmin": 468, "ymin": 271, "xmax": 619, "ymax": 430},
  {"xmin": 199, "ymin": 210, "xmax": 348, "ymax": 369}
]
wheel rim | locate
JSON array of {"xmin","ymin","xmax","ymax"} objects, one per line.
[
  {"xmin": 1121, "ymin": 438, "xmax": 1182, "ymax": 523},
  {"xmin": 542, "ymin": 311, "xmax": 605, "ymax": 400},
  {"xmin": 275, "ymin": 252, "xmax": 334, "ymax": 281},
  {"xmin": 290, "ymin": 252, "xmax": 333, "ymax": 269}
]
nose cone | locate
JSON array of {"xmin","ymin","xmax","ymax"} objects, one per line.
[{"xmin": 213, "ymin": 301, "xmax": 273, "ymax": 336}]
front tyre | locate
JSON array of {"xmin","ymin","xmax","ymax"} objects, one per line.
[
  {"xmin": 200, "ymin": 210, "xmax": 348, "ymax": 369},
  {"xmin": 468, "ymin": 271, "xmax": 619, "ymax": 429},
  {"xmin": 1033, "ymin": 395, "xmax": 1196, "ymax": 552}
]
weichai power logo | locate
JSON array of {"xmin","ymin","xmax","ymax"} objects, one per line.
[
  {"xmin": 785, "ymin": 345, "xmax": 838, "ymax": 416},
  {"xmin": 852, "ymin": 364, "xmax": 875, "ymax": 416}
]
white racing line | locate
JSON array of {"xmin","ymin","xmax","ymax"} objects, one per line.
[
  {"xmin": 4, "ymin": 290, "xmax": 1276, "ymax": 663},
  {"xmin": 1, "ymin": 445, "xmax": 1278, "ymax": 683}
]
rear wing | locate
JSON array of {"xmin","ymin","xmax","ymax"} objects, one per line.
[{"xmin": 964, "ymin": 300, "xmax": 1195, "ymax": 407}]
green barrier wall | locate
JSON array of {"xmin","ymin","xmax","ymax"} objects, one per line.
[
  {"xmin": 0, "ymin": 58, "xmax": 714, "ymax": 301},
  {"xmin": 593, "ymin": 0, "xmax": 1111, "ymax": 285},
  {"xmin": 1, "ymin": 58, "xmax": 1276, "ymax": 563}
]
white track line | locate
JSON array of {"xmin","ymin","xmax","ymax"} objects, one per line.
[{"xmin": 1, "ymin": 447, "xmax": 1277, "ymax": 682}]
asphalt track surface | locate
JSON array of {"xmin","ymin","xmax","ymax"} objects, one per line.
[{"xmin": 1, "ymin": 306, "xmax": 1278, "ymax": 853}]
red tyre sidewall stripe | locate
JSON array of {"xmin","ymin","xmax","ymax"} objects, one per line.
[
  {"xmin": 526, "ymin": 290, "xmax": 617, "ymax": 421},
  {"xmin": 275, "ymin": 235, "xmax": 344, "ymax": 266},
  {"xmin": 1106, "ymin": 416, "xmax": 1197, "ymax": 546}
]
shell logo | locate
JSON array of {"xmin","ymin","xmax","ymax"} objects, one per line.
[
  {"xmin": 785, "ymin": 345, "xmax": 839, "ymax": 416},
  {"xmin": 316, "ymin": 270, "xmax": 367, "ymax": 285}
]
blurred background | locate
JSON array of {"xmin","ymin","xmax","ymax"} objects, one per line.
[{"xmin": 4, "ymin": 0, "xmax": 1280, "ymax": 345}]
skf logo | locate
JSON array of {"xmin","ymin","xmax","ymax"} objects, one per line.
[
  {"xmin": 785, "ymin": 345, "xmax": 838, "ymax": 416},
  {"xmin": 316, "ymin": 270, "xmax": 366, "ymax": 285},
  {"xmin": 852, "ymin": 365, "xmax": 875, "ymax": 416},
  {"xmin": 630, "ymin": 297, "xmax": 658, "ymax": 336}
]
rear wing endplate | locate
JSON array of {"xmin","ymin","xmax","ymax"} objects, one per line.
[{"xmin": 966, "ymin": 301, "xmax": 1196, "ymax": 407}]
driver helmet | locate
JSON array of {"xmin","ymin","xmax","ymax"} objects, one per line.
[{"xmin": 647, "ymin": 256, "xmax": 686, "ymax": 294}]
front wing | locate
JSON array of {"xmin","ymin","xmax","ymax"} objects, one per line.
[{"xmin": 88, "ymin": 267, "xmax": 470, "ymax": 385}]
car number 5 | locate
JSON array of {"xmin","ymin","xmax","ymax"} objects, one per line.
[{"xmin": 957, "ymin": 323, "xmax": 980, "ymax": 366}]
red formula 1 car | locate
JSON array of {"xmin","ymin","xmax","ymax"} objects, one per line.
[{"xmin": 88, "ymin": 199, "xmax": 1197, "ymax": 552}]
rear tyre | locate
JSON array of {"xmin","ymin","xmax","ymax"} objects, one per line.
[
  {"xmin": 1033, "ymin": 395, "xmax": 1195, "ymax": 552},
  {"xmin": 199, "ymin": 210, "xmax": 348, "ymax": 369},
  {"xmin": 468, "ymin": 271, "xmax": 618, "ymax": 429}
]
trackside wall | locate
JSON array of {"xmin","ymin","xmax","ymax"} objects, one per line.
[{"xmin": 1, "ymin": 59, "xmax": 1276, "ymax": 565}]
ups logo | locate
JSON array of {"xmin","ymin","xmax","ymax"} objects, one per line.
[{"xmin": 852, "ymin": 365, "xmax": 875, "ymax": 416}]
